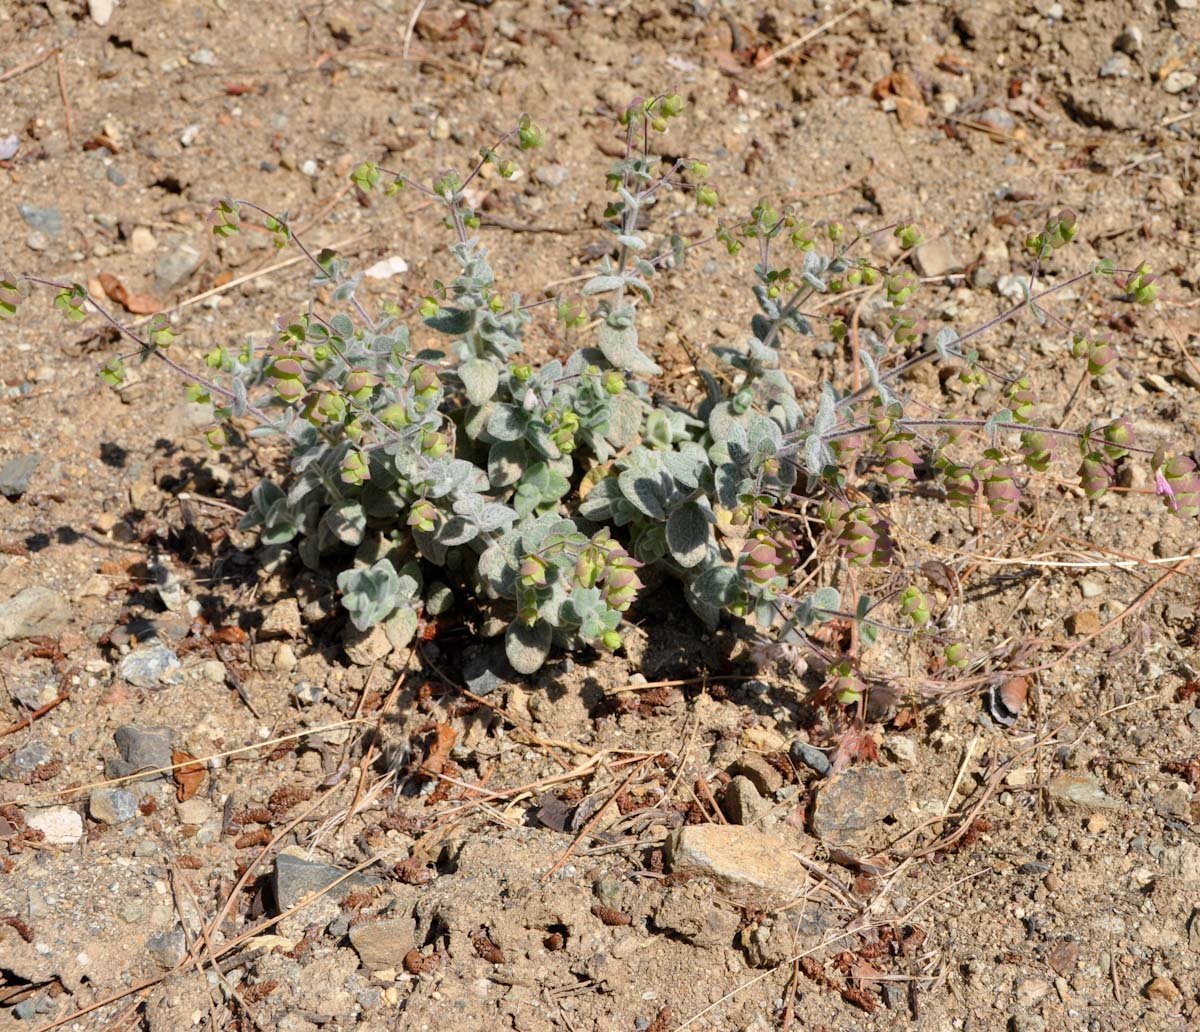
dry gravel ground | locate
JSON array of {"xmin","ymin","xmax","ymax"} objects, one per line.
[{"xmin": 2, "ymin": 1, "xmax": 1200, "ymax": 1030}]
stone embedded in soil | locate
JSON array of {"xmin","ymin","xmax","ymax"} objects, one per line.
[
  {"xmin": 106, "ymin": 724, "xmax": 175, "ymax": 782},
  {"xmin": 17, "ymin": 203, "xmax": 64, "ymax": 237},
  {"xmin": 154, "ymin": 242, "xmax": 203, "ymax": 292},
  {"xmin": 1, "ymin": 740, "xmax": 52, "ymax": 780},
  {"xmin": 912, "ymin": 238, "xmax": 963, "ymax": 278},
  {"xmin": 789, "ymin": 740, "xmax": 831, "ymax": 778},
  {"xmin": 462, "ymin": 646, "xmax": 517, "ymax": 697},
  {"xmin": 0, "ymin": 587, "xmax": 71, "ymax": 647},
  {"xmin": 652, "ymin": 881, "xmax": 741, "ymax": 948},
  {"xmin": 261, "ymin": 598, "xmax": 303, "ymax": 638},
  {"xmin": 349, "ymin": 916, "xmax": 416, "ymax": 970},
  {"xmin": 343, "ymin": 622, "xmax": 391, "ymax": 666},
  {"xmin": 534, "ymin": 163, "xmax": 570, "ymax": 188},
  {"xmin": 666, "ymin": 824, "xmax": 812, "ymax": 905},
  {"xmin": 272, "ymin": 854, "xmax": 382, "ymax": 911},
  {"xmin": 87, "ymin": 0, "xmax": 115, "ymax": 27},
  {"xmin": 176, "ymin": 798, "xmax": 213, "ymax": 826},
  {"xmin": 1047, "ymin": 939, "xmax": 1080, "ymax": 976},
  {"xmin": 729, "ymin": 754, "xmax": 784, "ymax": 796},
  {"xmin": 1066, "ymin": 610, "xmax": 1101, "ymax": 636},
  {"xmin": 1144, "ymin": 976, "xmax": 1182, "ymax": 1004},
  {"xmin": 1047, "ymin": 773, "xmax": 1122, "ymax": 810},
  {"xmin": 723, "ymin": 776, "xmax": 769, "ymax": 825},
  {"xmin": 810, "ymin": 766, "xmax": 907, "ymax": 843},
  {"xmin": 26, "ymin": 806, "xmax": 84, "ymax": 846},
  {"xmin": 90, "ymin": 788, "xmax": 138, "ymax": 825},
  {"xmin": 147, "ymin": 927, "xmax": 187, "ymax": 969},
  {"xmin": 1162, "ymin": 71, "xmax": 1198, "ymax": 95},
  {"xmin": 119, "ymin": 645, "xmax": 183, "ymax": 688},
  {"xmin": 0, "ymin": 453, "xmax": 41, "ymax": 497}
]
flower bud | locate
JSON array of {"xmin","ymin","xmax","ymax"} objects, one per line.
[
  {"xmin": 1005, "ymin": 376, "xmax": 1036, "ymax": 424},
  {"xmin": 410, "ymin": 363, "xmax": 440, "ymax": 396},
  {"xmin": 379, "ymin": 403, "xmax": 409, "ymax": 430},
  {"xmin": 831, "ymin": 661, "xmax": 864, "ymax": 704},
  {"xmin": 1087, "ymin": 339, "xmax": 1117, "ymax": 377},
  {"xmin": 1160, "ymin": 455, "xmax": 1200, "ymax": 518},
  {"xmin": 898, "ymin": 585, "xmax": 930, "ymax": 627},
  {"xmin": 407, "ymin": 499, "xmax": 437, "ymax": 533},
  {"xmin": 601, "ymin": 629, "xmax": 623, "ymax": 652},
  {"xmin": 602, "ymin": 370, "xmax": 625, "ymax": 395},
  {"xmin": 977, "ymin": 451, "xmax": 1021, "ymax": 517},
  {"xmin": 519, "ymin": 555, "xmax": 548, "ymax": 588},
  {"xmin": 697, "ymin": 186, "xmax": 718, "ymax": 208},
  {"xmin": 344, "ymin": 367, "xmax": 379, "ymax": 403},
  {"xmin": 204, "ymin": 426, "xmax": 226, "ymax": 450},
  {"xmin": 1102, "ymin": 416, "xmax": 1133, "ymax": 460},
  {"xmin": 894, "ymin": 224, "xmax": 922, "ymax": 249},
  {"xmin": 1019, "ymin": 430, "xmax": 1053, "ymax": 473},
  {"xmin": 883, "ymin": 438, "xmax": 921, "ymax": 484},
  {"xmin": 943, "ymin": 642, "xmax": 968, "ymax": 668},
  {"xmin": 837, "ymin": 515, "xmax": 877, "ymax": 568},
  {"xmin": 420, "ymin": 430, "xmax": 448, "ymax": 459},
  {"xmin": 940, "ymin": 461, "xmax": 978, "ymax": 508},
  {"xmin": 339, "ymin": 450, "xmax": 370, "ymax": 486},
  {"xmin": 1077, "ymin": 453, "xmax": 1111, "ymax": 500}
]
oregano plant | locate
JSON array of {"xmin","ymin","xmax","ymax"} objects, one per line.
[{"xmin": 9, "ymin": 96, "xmax": 1196, "ymax": 701}]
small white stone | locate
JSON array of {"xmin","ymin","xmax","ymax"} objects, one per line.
[
  {"xmin": 300, "ymin": 159, "xmax": 319, "ymax": 177},
  {"xmin": 180, "ymin": 124, "xmax": 201, "ymax": 148},
  {"xmin": 88, "ymin": 0, "xmax": 116, "ymax": 27},
  {"xmin": 364, "ymin": 256, "xmax": 409, "ymax": 281},
  {"xmin": 130, "ymin": 226, "xmax": 157, "ymax": 254},
  {"xmin": 27, "ymin": 807, "xmax": 84, "ymax": 846}
]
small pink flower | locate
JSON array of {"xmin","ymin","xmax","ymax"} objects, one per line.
[{"xmin": 1155, "ymin": 470, "xmax": 1178, "ymax": 513}]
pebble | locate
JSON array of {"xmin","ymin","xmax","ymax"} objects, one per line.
[
  {"xmin": 0, "ymin": 587, "xmax": 71, "ymax": 647},
  {"xmin": 179, "ymin": 124, "xmax": 201, "ymax": 147},
  {"xmin": 343, "ymin": 622, "xmax": 392, "ymax": 666},
  {"xmin": 652, "ymin": 881, "xmax": 740, "ymax": 947},
  {"xmin": 1047, "ymin": 773, "xmax": 1122, "ymax": 811},
  {"xmin": 0, "ymin": 133, "xmax": 20, "ymax": 160},
  {"xmin": 1, "ymin": 740, "xmax": 52, "ymax": 780},
  {"xmin": 666, "ymin": 824, "xmax": 813, "ymax": 906},
  {"xmin": 260, "ymin": 598, "xmax": 303, "ymax": 638},
  {"xmin": 913, "ymin": 238, "xmax": 963, "ymax": 278},
  {"xmin": 10, "ymin": 678, "xmax": 57, "ymax": 710},
  {"xmin": 274, "ymin": 642, "xmax": 298, "ymax": 673},
  {"xmin": 1162, "ymin": 71, "xmax": 1197, "ymax": 94},
  {"xmin": 300, "ymin": 158, "xmax": 319, "ymax": 177},
  {"xmin": 0, "ymin": 453, "xmax": 41, "ymax": 498},
  {"xmin": 883, "ymin": 735, "xmax": 917, "ymax": 768},
  {"xmin": 1114, "ymin": 25, "xmax": 1143, "ymax": 54},
  {"xmin": 979, "ymin": 106, "xmax": 1016, "ymax": 134},
  {"xmin": 1144, "ymin": 976, "xmax": 1181, "ymax": 1004},
  {"xmin": 188, "ymin": 48, "xmax": 216, "ymax": 66},
  {"xmin": 147, "ymin": 926, "xmax": 187, "ymax": 969},
  {"xmin": 153, "ymin": 564, "xmax": 186, "ymax": 612},
  {"xmin": 1078, "ymin": 579, "xmax": 1103, "ymax": 599},
  {"xmin": 534, "ymin": 164, "xmax": 570, "ymax": 188},
  {"xmin": 119, "ymin": 645, "xmax": 183, "ymax": 688},
  {"xmin": 810, "ymin": 765, "xmax": 907, "ymax": 842},
  {"xmin": 788, "ymin": 740, "xmax": 830, "ymax": 777},
  {"xmin": 1099, "ymin": 54, "xmax": 1135, "ymax": 79},
  {"xmin": 105, "ymin": 166, "xmax": 126, "ymax": 186},
  {"xmin": 130, "ymin": 226, "xmax": 157, "ymax": 254},
  {"xmin": 723, "ymin": 776, "xmax": 769, "ymax": 825},
  {"xmin": 176, "ymin": 798, "xmax": 213, "ymax": 825},
  {"xmin": 18, "ymin": 202, "xmax": 64, "ymax": 237},
  {"xmin": 729, "ymin": 754, "xmax": 784, "ymax": 796},
  {"xmin": 273, "ymin": 854, "xmax": 381, "ymax": 911},
  {"xmin": 25, "ymin": 231, "xmax": 48, "ymax": 252},
  {"xmin": 1016, "ymin": 978, "xmax": 1051, "ymax": 1007},
  {"xmin": 430, "ymin": 117, "xmax": 451, "ymax": 140},
  {"xmin": 349, "ymin": 916, "xmax": 416, "ymax": 971},
  {"xmin": 90, "ymin": 788, "xmax": 138, "ymax": 825},
  {"xmin": 201, "ymin": 659, "xmax": 226, "ymax": 684},
  {"xmin": 1066, "ymin": 610, "xmax": 1100, "ymax": 636},
  {"xmin": 27, "ymin": 807, "xmax": 84, "ymax": 846},
  {"xmin": 363, "ymin": 256, "xmax": 410, "ymax": 281},
  {"xmin": 291, "ymin": 680, "xmax": 324, "ymax": 706},
  {"xmin": 154, "ymin": 242, "xmax": 203, "ymax": 292},
  {"xmin": 88, "ymin": 0, "xmax": 115, "ymax": 26},
  {"xmin": 106, "ymin": 724, "xmax": 175, "ymax": 782}
]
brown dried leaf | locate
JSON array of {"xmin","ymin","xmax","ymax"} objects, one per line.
[
  {"xmin": 419, "ymin": 724, "xmax": 456, "ymax": 777},
  {"xmin": 172, "ymin": 749, "xmax": 205, "ymax": 802}
]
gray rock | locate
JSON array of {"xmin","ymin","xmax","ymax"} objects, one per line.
[
  {"xmin": 17, "ymin": 203, "xmax": 63, "ymax": 237},
  {"xmin": 27, "ymin": 806, "xmax": 83, "ymax": 845},
  {"xmin": 979, "ymin": 106, "xmax": 1016, "ymax": 134},
  {"xmin": 291, "ymin": 680, "xmax": 324, "ymax": 705},
  {"xmin": 461, "ymin": 647, "xmax": 517, "ymax": 697},
  {"xmin": 0, "ymin": 134, "xmax": 19, "ymax": 161},
  {"xmin": 534, "ymin": 164, "xmax": 570, "ymax": 188},
  {"xmin": 188, "ymin": 48, "xmax": 216, "ymax": 66},
  {"xmin": 0, "ymin": 587, "xmax": 71, "ymax": 646},
  {"xmin": 913, "ymin": 238, "xmax": 963, "ymax": 278},
  {"xmin": 348, "ymin": 916, "xmax": 416, "ymax": 970},
  {"xmin": 652, "ymin": 881, "xmax": 740, "ymax": 947},
  {"xmin": 1, "ymin": 740, "xmax": 51, "ymax": 780},
  {"xmin": 1100, "ymin": 54, "xmax": 1135, "ymax": 79},
  {"xmin": 0, "ymin": 453, "xmax": 41, "ymax": 497},
  {"xmin": 90, "ymin": 788, "xmax": 139, "ymax": 825},
  {"xmin": 810, "ymin": 766, "xmax": 907, "ymax": 842},
  {"xmin": 154, "ymin": 242, "xmax": 203, "ymax": 292},
  {"xmin": 272, "ymin": 854, "xmax": 381, "ymax": 912},
  {"xmin": 107, "ymin": 725, "xmax": 175, "ymax": 782},
  {"xmin": 666, "ymin": 824, "xmax": 812, "ymax": 906},
  {"xmin": 119, "ymin": 645, "xmax": 183, "ymax": 688},
  {"xmin": 153, "ymin": 564, "xmax": 186, "ymax": 612},
  {"xmin": 10, "ymin": 677, "xmax": 57, "ymax": 710},
  {"xmin": 723, "ymin": 776, "xmax": 769, "ymax": 825},
  {"xmin": 147, "ymin": 926, "xmax": 187, "ymax": 969},
  {"xmin": 106, "ymin": 166, "xmax": 126, "ymax": 186},
  {"xmin": 789, "ymin": 740, "xmax": 830, "ymax": 777},
  {"xmin": 1047, "ymin": 773, "xmax": 1122, "ymax": 810},
  {"xmin": 25, "ymin": 231, "xmax": 49, "ymax": 252}
]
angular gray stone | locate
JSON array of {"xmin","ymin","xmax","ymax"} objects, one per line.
[
  {"xmin": 1, "ymin": 740, "xmax": 51, "ymax": 780},
  {"xmin": 154, "ymin": 242, "xmax": 203, "ymax": 292},
  {"xmin": 1048, "ymin": 773, "xmax": 1122, "ymax": 811},
  {"xmin": 17, "ymin": 203, "xmax": 63, "ymax": 237},
  {"xmin": 723, "ymin": 776, "xmax": 768, "ymax": 826},
  {"xmin": 0, "ymin": 587, "xmax": 70, "ymax": 646},
  {"xmin": 147, "ymin": 926, "xmax": 187, "ymax": 969},
  {"xmin": 810, "ymin": 766, "xmax": 907, "ymax": 842},
  {"xmin": 107, "ymin": 725, "xmax": 174, "ymax": 782},
  {"xmin": 348, "ymin": 916, "xmax": 416, "ymax": 970},
  {"xmin": 119, "ymin": 645, "xmax": 183, "ymax": 688},
  {"xmin": 0, "ymin": 454, "xmax": 41, "ymax": 498},
  {"xmin": 913, "ymin": 238, "xmax": 963, "ymax": 278},
  {"xmin": 90, "ymin": 788, "xmax": 138, "ymax": 825},
  {"xmin": 272, "ymin": 854, "xmax": 381, "ymax": 912},
  {"xmin": 789, "ymin": 740, "xmax": 830, "ymax": 778},
  {"xmin": 462, "ymin": 646, "xmax": 517, "ymax": 697},
  {"xmin": 26, "ymin": 806, "xmax": 83, "ymax": 845},
  {"xmin": 666, "ymin": 824, "xmax": 812, "ymax": 906}
]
